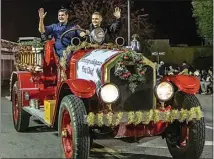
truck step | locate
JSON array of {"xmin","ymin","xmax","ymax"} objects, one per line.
[{"xmin": 22, "ymin": 106, "xmax": 51, "ymax": 127}]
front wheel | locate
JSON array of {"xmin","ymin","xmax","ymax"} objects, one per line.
[
  {"xmin": 166, "ymin": 93, "xmax": 205, "ymax": 159},
  {"xmin": 58, "ymin": 95, "xmax": 90, "ymax": 159}
]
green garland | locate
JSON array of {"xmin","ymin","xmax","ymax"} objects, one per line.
[
  {"xmin": 63, "ymin": 41, "xmax": 122, "ymax": 54},
  {"xmin": 87, "ymin": 106, "xmax": 203, "ymax": 127},
  {"xmin": 19, "ymin": 39, "xmax": 43, "ymax": 48},
  {"xmin": 114, "ymin": 51, "xmax": 147, "ymax": 93}
]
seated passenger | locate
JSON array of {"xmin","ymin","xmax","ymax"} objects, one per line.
[
  {"xmin": 81, "ymin": 7, "xmax": 121, "ymax": 43},
  {"xmin": 38, "ymin": 8, "xmax": 83, "ymax": 58}
]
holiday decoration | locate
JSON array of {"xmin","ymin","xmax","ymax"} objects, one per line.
[
  {"xmin": 87, "ymin": 106, "xmax": 203, "ymax": 127},
  {"xmin": 114, "ymin": 51, "xmax": 147, "ymax": 93}
]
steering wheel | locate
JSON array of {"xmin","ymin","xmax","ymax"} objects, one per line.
[{"xmin": 60, "ymin": 28, "xmax": 87, "ymax": 46}]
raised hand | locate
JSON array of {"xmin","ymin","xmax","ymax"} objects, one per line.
[
  {"xmin": 113, "ymin": 7, "xmax": 121, "ymax": 19},
  {"xmin": 38, "ymin": 8, "xmax": 47, "ymax": 19}
]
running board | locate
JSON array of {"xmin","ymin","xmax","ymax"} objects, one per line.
[{"xmin": 22, "ymin": 107, "xmax": 51, "ymax": 127}]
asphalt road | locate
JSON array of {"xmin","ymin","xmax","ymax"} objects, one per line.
[{"xmin": 1, "ymin": 90, "xmax": 213, "ymax": 159}]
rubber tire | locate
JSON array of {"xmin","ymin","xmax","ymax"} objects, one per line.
[
  {"xmin": 89, "ymin": 130, "xmax": 94, "ymax": 149},
  {"xmin": 166, "ymin": 93, "xmax": 205, "ymax": 159},
  {"xmin": 12, "ymin": 81, "xmax": 30, "ymax": 132},
  {"xmin": 58, "ymin": 95, "xmax": 90, "ymax": 159}
]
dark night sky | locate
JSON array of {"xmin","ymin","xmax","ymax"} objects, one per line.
[{"xmin": 1, "ymin": 0, "xmax": 201, "ymax": 45}]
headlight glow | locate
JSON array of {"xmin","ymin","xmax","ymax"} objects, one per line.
[
  {"xmin": 100, "ymin": 84, "xmax": 119, "ymax": 103},
  {"xmin": 155, "ymin": 82, "xmax": 174, "ymax": 101}
]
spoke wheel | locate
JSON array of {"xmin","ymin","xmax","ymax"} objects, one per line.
[
  {"xmin": 61, "ymin": 109, "xmax": 73, "ymax": 158},
  {"xmin": 177, "ymin": 125, "xmax": 189, "ymax": 148},
  {"xmin": 58, "ymin": 95, "xmax": 90, "ymax": 159},
  {"xmin": 166, "ymin": 92, "xmax": 205, "ymax": 159}
]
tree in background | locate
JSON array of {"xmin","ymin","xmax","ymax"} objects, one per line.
[
  {"xmin": 68, "ymin": 0, "xmax": 154, "ymax": 53},
  {"xmin": 192, "ymin": 0, "xmax": 213, "ymax": 44}
]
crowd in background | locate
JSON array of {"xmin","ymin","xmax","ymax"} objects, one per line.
[{"xmin": 155, "ymin": 60, "xmax": 213, "ymax": 95}]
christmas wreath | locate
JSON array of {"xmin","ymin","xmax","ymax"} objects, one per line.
[{"xmin": 114, "ymin": 51, "xmax": 147, "ymax": 93}]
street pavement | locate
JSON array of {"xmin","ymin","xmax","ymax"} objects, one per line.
[{"xmin": 1, "ymin": 88, "xmax": 213, "ymax": 159}]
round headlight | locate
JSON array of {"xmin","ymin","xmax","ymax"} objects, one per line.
[
  {"xmin": 155, "ymin": 82, "xmax": 174, "ymax": 101},
  {"xmin": 100, "ymin": 84, "xmax": 119, "ymax": 103},
  {"xmin": 90, "ymin": 27, "xmax": 105, "ymax": 44}
]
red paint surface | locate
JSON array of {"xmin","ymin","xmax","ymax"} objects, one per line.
[
  {"xmin": 162, "ymin": 75, "xmax": 200, "ymax": 94},
  {"xmin": 115, "ymin": 106, "xmax": 172, "ymax": 138},
  {"xmin": 61, "ymin": 109, "xmax": 73, "ymax": 158},
  {"xmin": 44, "ymin": 39, "xmax": 55, "ymax": 66},
  {"xmin": 52, "ymin": 79, "xmax": 96, "ymax": 126},
  {"xmin": 58, "ymin": 79, "xmax": 96, "ymax": 99},
  {"xmin": 16, "ymin": 72, "xmax": 55, "ymax": 106},
  {"xmin": 68, "ymin": 49, "xmax": 91, "ymax": 80}
]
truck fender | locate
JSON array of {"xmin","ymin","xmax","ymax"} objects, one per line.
[
  {"xmin": 52, "ymin": 79, "xmax": 96, "ymax": 127},
  {"xmin": 162, "ymin": 75, "xmax": 200, "ymax": 94},
  {"xmin": 58, "ymin": 79, "xmax": 96, "ymax": 99}
]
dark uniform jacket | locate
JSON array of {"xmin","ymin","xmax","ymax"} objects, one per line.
[{"xmin": 88, "ymin": 18, "xmax": 121, "ymax": 43}]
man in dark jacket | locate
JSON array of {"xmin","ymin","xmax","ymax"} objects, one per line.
[{"xmin": 81, "ymin": 7, "xmax": 121, "ymax": 43}]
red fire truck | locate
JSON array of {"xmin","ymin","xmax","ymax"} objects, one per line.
[{"xmin": 10, "ymin": 28, "xmax": 205, "ymax": 159}]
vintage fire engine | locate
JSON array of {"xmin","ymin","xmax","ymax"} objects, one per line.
[{"xmin": 10, "ymin": 28, "xmax": 205, "ymax": 159}]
